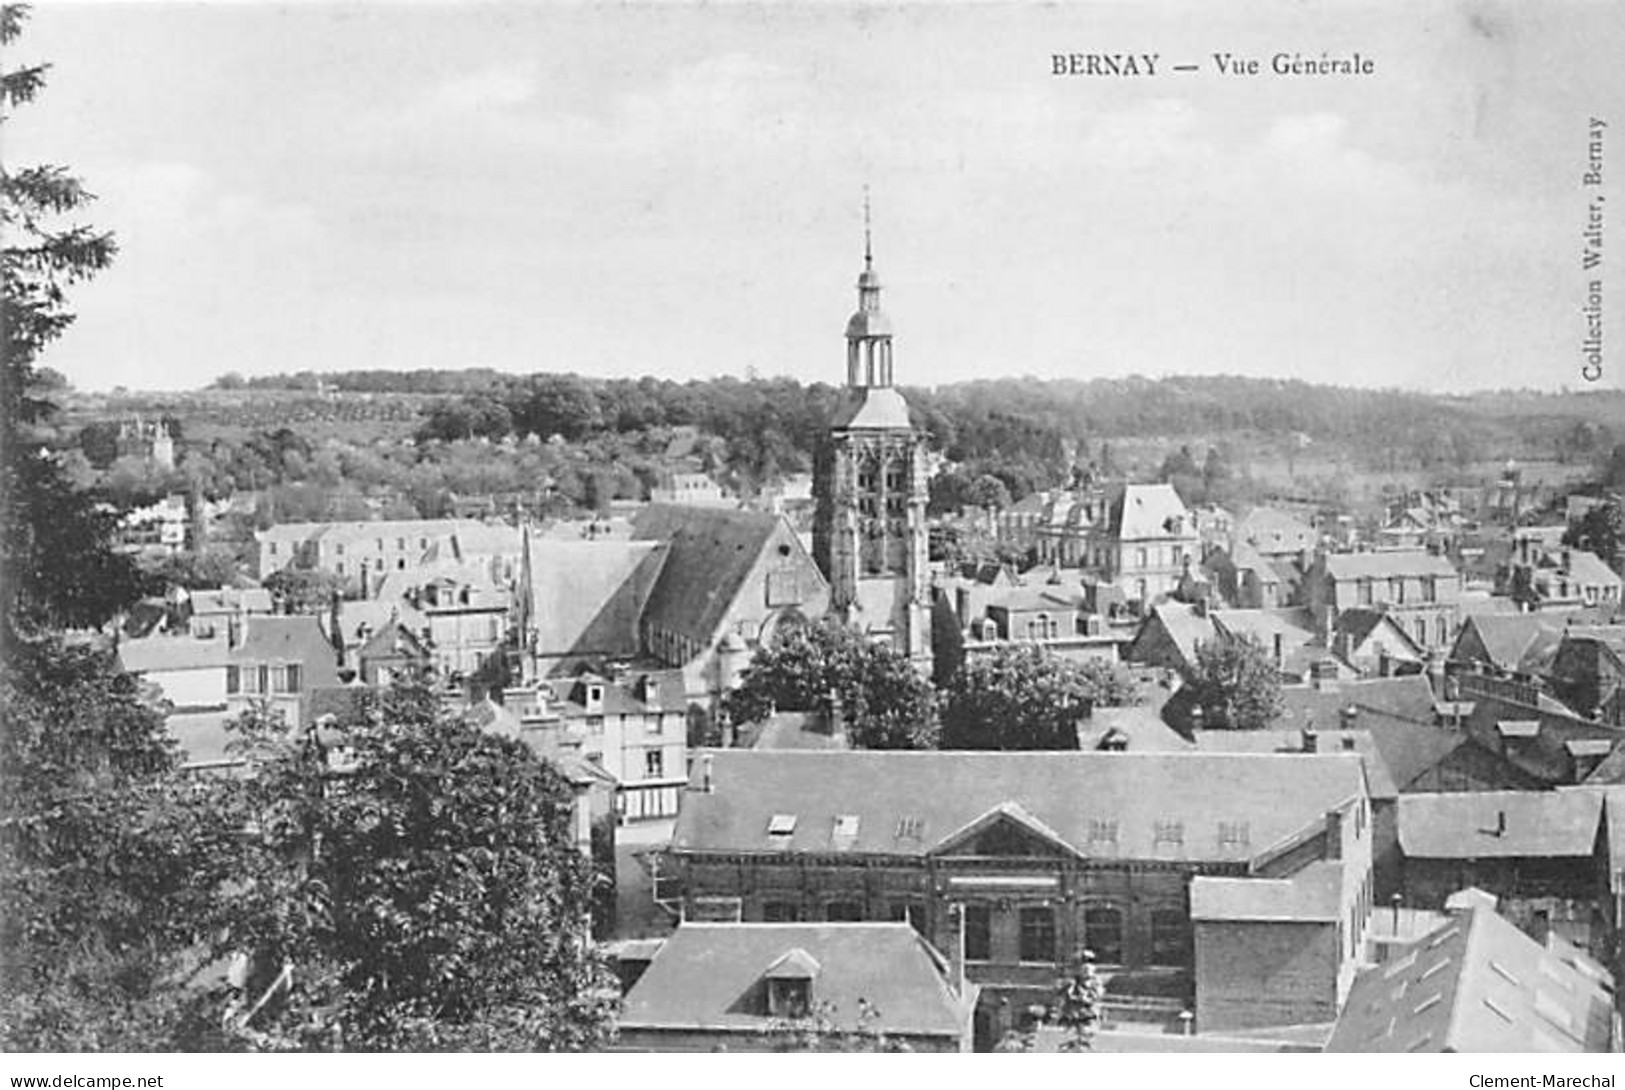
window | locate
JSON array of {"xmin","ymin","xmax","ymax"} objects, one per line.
[
  {"xmin": 895, "ymin": 816, "xmax": 925, "ymax": 841},
  {"xmin": 1422, "ymin": 577, "xmax": 1437, "ymax": 603},
  {"xmin": 397, "ymin": 538, "xmax": 405, "ymax": 550},
  {"xmin": 585, "ymin": 715, "xmax": 604, "ymax": 732},
  {"xmin": 268, "ymin": 543, "xmax": 278, "ymax": 556},
  {"xmin": 1153, "ymin": 820, "xmax": 1184, "ymax": 847},
  {"xmin": 1019, "ymin": 906, "xmax": 1056, "ymax": 963},
  {"xmin": 767, "ymin": 977, "xmax": 810, "ymax": 1018},
  {"xmin": 1358, "ymin": 579, "xmax": 1374, "ymax": 606},
  {"xmin": 1085, "ymin": 906, "xmax": 1124, "ymax": 965},
  {"xmin": 762, "ymin": 902, "xmax": 800, "ymax": 922},
  {"xmin": 826, "ymin": 901, "xmax": 863, "ymax": 922},
  {"xmin": 257, "ymin": 664, "xmax": 270, "ymax": 694},
  {"xmin": 1217, "ymin": 821, "xmax": 1250, "ymax": 848},
  {"xmin": 281, "ymin": 663, "xmax": 302, "ymax": 693},
  {"xmin": 644, "ymin": 749, "xmax": 664, "ymax": 779},
  {"xmin": 964, "ymin": 905, "xmax": 992, "ymax": 962},
  {"xmin": 226, "ymin": 665, "xmax": 240, "ymax": 695},
  {"xmin": 1415, "ymin": 618, "xmax": 1427, "ymax": 646},
  {"xmin": 1150, "ymin": 909, "xmax": 1188, "ymax": 966},
  {"xmin": 1087, "ymin": 819, "xmax": 1118, "ymax": 844}
]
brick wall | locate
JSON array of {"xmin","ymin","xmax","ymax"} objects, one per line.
[{"xmin": 1194, "ymin": 920, "xmax": 1337, "ymax": 1032}]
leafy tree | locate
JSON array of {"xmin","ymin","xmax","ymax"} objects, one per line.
[
  {"xmin": 722, "ymin": 618, "xmax": 938, "ymax": 749},
  {"xmin": 263, "ymin": 567, "xmax": 351, "ymax": 613},
  {"xmin": 1185, "ymin": 633, "xmax": 1284, "ymax": 730},
  {"xmin": 0, "ymin": 636, "xmax": 241, "ymax": 1050},
  {"xmin": 940, "ymin": 643, "xmax": 1138, "ymax": 750},
  {"xmin": 1, "ymin": 3, "xmax": 147, "ymax": 654},
  {"xmin": 1050, "ymin": 949, "xmax": 1103, "ymax": 1052},
  {"xmin": 216, "ymin": 686, "xmax": 615, "ymax": 1051},
  {"xmin": 966, "ymin": 473, "xmax": 1012, "ymax": 512},
  {"xmin": 1564, "ymin": 500, "xmax": 1624, "ymax": 573},
  {"xmin": 139, "ymin": 547, "xmax": 245, "ymax": 591}
]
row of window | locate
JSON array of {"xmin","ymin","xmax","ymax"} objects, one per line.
[
  {"xmin": 227, "ymin": 663, "xmax": 301, "ymax": 695},
  {"xmin": 1353, "ymin": 576, "xmax": 1445, "ymax": 606},
  {"xmin": 753, "ymin": 900, "xmax": 1186, "ymax": 967}
]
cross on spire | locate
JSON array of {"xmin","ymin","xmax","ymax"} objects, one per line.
[{"xmin": 863, "ymin": 185, "xmax": 872, "ymax": 270}]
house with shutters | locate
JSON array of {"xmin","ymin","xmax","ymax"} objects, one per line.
[{"xmin": 666, "ymin": 749, "xmax": 1373, "ymax": 1041}]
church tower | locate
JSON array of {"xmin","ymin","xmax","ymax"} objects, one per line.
[{"xmin": 812, "ymin": 203, "xmax": 932, "ymax": 672}]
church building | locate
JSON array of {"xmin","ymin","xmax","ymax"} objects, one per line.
[{"xmin": 812, "ymin": 214, "xmax": 933, "ymax": 673}]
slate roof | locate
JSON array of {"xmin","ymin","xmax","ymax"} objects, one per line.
[
  {"xmin": 1190, "ymin": 860, "xmax": 1342, "ymax": 922},
  {"xmin": 524, "ymin": 538, "xmax": 668, "ymax": 660},
  {"xmin": 1396, "ymin": 791, "xmax": 1603, "ymax": 859},
  {"xmin": 1279, "ymin": 675, "xmax": 1440, "ymax": 728},
  {"xmin": 673, "ymin": 750, "xmax": 1364, "ymax": 864},
  {"xmin": 1237, "ymin": 507, "xmax": 1317, "ymax": 550},
  {"xmin": 1108, "ymin": 483, "xmax": 1193, "ymax": 541},
  {"xmin": 1326, "ymin": 905, "xmax": 1615, "ymax": 1053},
  {"xmin": 188, "ymin": 587, "xmax": 274, "ymax": 615},
  {"xmin": 619, "ymin": 923, "xmax": 967, "ymax": 1040},
  {"xmin": 739, "ymin": 711, "xmax": 846, "ymax": 751},
  {"xmin": 119, "ymin": 636, "xmax": 230, "ymax": 673},
  {"xmin": 1559, "ymin": 550, "xmax": 1622, "ymax": 589},
  {"xmin": 829, "ymin": 386, "xmax": 914, "ymax": 431},
  {"xmin": 1323, "ymin": 552, "xmax": 1459, "ymax": 581},
  {"xmin": 632, "ymin": 505, "xmax": 823, "ymax": 648},
  {"xmin": 1453, "ymin": 614, "xmax": 1570, "ymax": 674},
  {"xmin": 231, "ymin": 616, "xmax": 340, "ymax": 685},
  {"xmin": 1333, "ymin": 608, "xmax": 1424, "ymax": 658}
]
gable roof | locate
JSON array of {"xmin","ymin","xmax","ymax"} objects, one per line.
[
  {"xmin": 231, "ymin": 615, "xmax": 339, "ymax": 680},
  {"xmin": 618, "ymin": 922, "xmax": 966, "ymax": 1039},
  {"xmin": 1108, "ymin": 483, "xmax": 1192, "ymax": 541},
  {"xmin": 1237, "ymin": 506, "xmax": 1317, "ymax": 547},
  {"xmin": 1333, "ymin": 608, "xmax": 1425, "ymax": 658},
  {"xmin": 1322, "ymin": 551, "xmax": 1459, "ymax": 581},
  {"xmin": 1326, "ymin": 905, "xmax": 1614, "ymax": 1053},
  {"xmin": 1453, "ymin": 614, "xmax": 1570, "ymax": 674},
  {"xmin": 119, "ymin": 635, "xmax": 230, "ymax": 674},
  {"xmin": 673, "ymin": 750, "xmax": 1364, "ymax": 865},
  {"xmin": 632, "ymin": 505, "xmax": 823, "ymax": 649},
  {"xmin": 1397, "ymin": 791, "xmax": 1603, "ymax": 859},
  {"xmin": 523, "ymin": 538, "xmax": 668, "ymax": 660}
]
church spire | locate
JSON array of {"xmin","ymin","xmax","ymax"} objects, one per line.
[{"xmin": 846, "ymin": 189, "xmax": 892, "ymax": 386}]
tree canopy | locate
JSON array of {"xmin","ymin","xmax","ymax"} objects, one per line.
[
  {"xmin": 721, "ymin": 618, "xmax": 938, "ymax": 749},
  {"xmin": 1184, "ymin": 633, "xmax": 1285, "ymax": 731},
  {"xmin": 939, "ymin": 643, "xmax": 1139, "ymax": 750}
]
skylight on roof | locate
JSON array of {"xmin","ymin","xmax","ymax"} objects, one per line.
[
  {"xmin": 1421, "ymin": 958, "xmax": 1451, "ymax": 981},
  {"xmin": 1414, "ymin": 994, "xmax": 1443, "ymax": 1015},
  {"xmin": 1482, "ymin": 996, "xmax": 1515, "ymax": 1023},
  {"xmin": 1534, "ymin": 990, "xmax": 1578, "ymax": 1037},
  {"xmin": 1538, "ymin": 959, "xmax": 1574, "ymax": 991},
  {"xmin": 768, "ymin": 814, "xmax": 798, "ymax": 837},
  {"xmin": 833, "ymin": 814, "xmax": 860, "ymax": 839},
  {"xmin": 1490, "ymin": 961, "xmax": 1521, "ymax": 986},
  {"xmin": 1427, "ymin": 927, "xmax": 1460, "ymax": 949},
  {"xmin": 1384, "ymin": 951, "xmax": 1420, "ymax": 978},
  {"xmin": 895, "ymin": 816, "xmax": 924, "ymax": 840}
]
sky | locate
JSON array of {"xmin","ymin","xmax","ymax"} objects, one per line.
[{"xmin": 9, "ymin": 1, "xmax": 1623, "ymax": 393}]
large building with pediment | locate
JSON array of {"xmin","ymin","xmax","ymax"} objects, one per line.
[{"xmin": 669, "ymin": 749, "xmax": 1375, "ymax": 1042}]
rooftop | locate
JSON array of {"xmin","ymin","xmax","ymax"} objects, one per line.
[
  {"xmin": 1397, "ymin": 791, "xmax": 1603, "ymax": 859},
  {"xmin": 619, "ymin": 922, "xmax": 967, "ymax": 1039}
]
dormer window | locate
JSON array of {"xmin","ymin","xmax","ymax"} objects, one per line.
[
  {"xmin": 585, "ymin": 684, "xmax": 604, "ymax": 712},
  {"xmin": 768, "ymin": 813, "xmax": 798, "ymax": 837},
  {"xmin": 765, "ymin": 951, "xmax": 818, "ymax": 1019}
]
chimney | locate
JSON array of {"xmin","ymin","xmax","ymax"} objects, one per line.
[
  {"xmin": 946, "ymin": 903, "xmax": 967, "ymax": 999},
  {"xmin": 1561, "ymin": 548, "xmax": 1572, "ymax": 574},
  {"xmin": 1494, "ymin": 810, "xmax": 1507, "ymax": 837},
  {"xmin": 828, "ymin": 689, "xmax": 848, "ymax": 749},
  {"xmin": 1272, "ymin": 632, "xmax": 1284, "ymax": 667},
  {"xmin": 699, "ymin": 753, "xmax": 714, "ymax": 794},
  {"xmin": 1340, "ymin": 705, "xmax": 1359, "ymax": 730},
  {"xmin": 1323, "ymin": 809, "xmax": 1343, "ymax": 861},
  {"xmin": 1302, "ymin": 726, "xmax": 1319, "ymax": 754}
]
